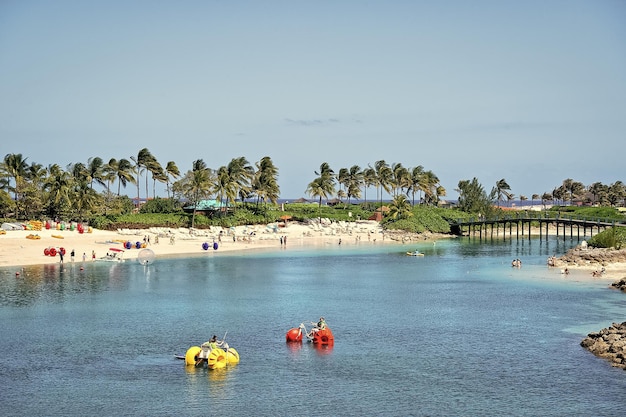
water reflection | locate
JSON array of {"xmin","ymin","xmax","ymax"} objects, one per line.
[
  {"xmin": 0, "ymin": 262, "xmax": 128, "ymax": 307},
  {"xmin": 286, "ymin": 342, "xmax": 303, "ymax": 354},
  {"xmin": 313, "ymin": 344, "xmax": 334, "ymax": 356}
]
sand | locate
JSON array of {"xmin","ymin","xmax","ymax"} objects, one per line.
[
  {"xmin": 2, "ymin": 221, "xmax": 624, "ymax": 283},
  {"xmin": 0, "ymin": 220, "xmax": 387, "ymax": 269}
]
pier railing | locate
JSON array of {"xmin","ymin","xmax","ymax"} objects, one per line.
[{"xmin": 449, "ymin": 212, "xmax": 625, "ymax": 241}]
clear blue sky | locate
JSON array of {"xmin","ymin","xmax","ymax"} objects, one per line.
[{"xmin": 1, "ymin": 0, "xmax": 625, "ymax": 200}]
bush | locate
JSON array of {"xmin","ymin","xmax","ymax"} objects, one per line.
[
  {"xmin": 549, "ymin": 206, "xmax": 626, "ymax": 221},
  {"xmin": 382, "ymin": 206, "xmax": 451, "ymax": 233},
  {"xmin": 588, "ymin": 227, "xmax": 626, "ymax": 249},
  {"xmin": 140, "ymin": 198, "xmax": 183, "ymax": 214}
]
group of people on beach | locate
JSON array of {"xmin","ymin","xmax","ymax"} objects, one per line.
[{"xmin": 58, "ymin": 249, "xmax": 95, "ymax": 263}]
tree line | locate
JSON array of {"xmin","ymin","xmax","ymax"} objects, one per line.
[
  {"xmin": 1, "ymin": 150, "xmax": 624, "ymax": 224},
  {"xmin": 456, "ymin": 177, "xmax": 626, "ymax": 217}
]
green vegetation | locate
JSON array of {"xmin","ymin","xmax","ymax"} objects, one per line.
[
  {"xmin": 547, "ymin": 206, "xmax": 626, "ymax": 221},
  {"xmin": 382, "ymin": 206, "xmax": 458, "ymax": 233},
  {"xmin": 1, "ymin": 150, "xmax": 625, "ymax": 237},
  {"xmin": 588, "ymin": 227, "xmax": 626, "ymax": 249},
  {"xmin": 85, "ymin": 201, "xmax": 461, "ymax": 234}
]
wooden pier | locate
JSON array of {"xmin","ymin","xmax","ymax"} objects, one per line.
[{"xmin": 450, "ymin": 214, "xmax": 625, "ymax": 241}]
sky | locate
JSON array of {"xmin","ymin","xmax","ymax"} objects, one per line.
[{"xmin": 1, "ymin": 0, "xmax": 625, "ymax": 201}]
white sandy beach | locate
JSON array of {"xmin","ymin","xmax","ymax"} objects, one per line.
[
  {"xmin": 2, "ymin": 221, "xmax": 625, "ymax": 283},
  {"xmin": 0, "ymin": 220, "xmax": 388, "ymax": 269}
]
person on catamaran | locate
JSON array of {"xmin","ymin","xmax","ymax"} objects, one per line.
[
  {"xmin": 200, "ymin": 335, "xmax": 218, "ymax": 352},
  {"xmin": 317, "ymin": 317, "xmax": 327, "ymax": 330},
  {"xmin": 308, "ymin": 317, "xmax": 327, "ymax": 338},
  {"xmin": 202, "ymin": 335, "xmax": 228, "ymax": 350}
]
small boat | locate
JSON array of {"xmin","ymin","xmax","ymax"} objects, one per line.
[
  {"xmin": 26, "ymin": 234, "xmax": 41, "ymax": 240},
  {"xmin": 406, "ymin": 250, "xmax": 424, "ymax": 256},
  {"xmin": 95, "ymin": 247, "xmax": 125, "ymax": 262},
  {"xmin": 52, "ymin": 234, "xmax": 64, "ymax": 239}
]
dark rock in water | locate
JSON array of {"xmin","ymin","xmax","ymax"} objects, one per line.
[
  {"xmin": 610, "ymin": 278, "xmax": 626, "ymax": 292},
  {"xmin": 581, "ymin": 322, "xmax": 626, "ymax": 370}
]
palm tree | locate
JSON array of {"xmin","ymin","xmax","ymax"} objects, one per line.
[
  {"xmin": 225, "ymin": 157, "xmax": 254, "ymax": 208},
  {"xmin": 337, "ymin": 189, "xmax": 347, "ymax": 202},
  {"xmin": 434, "ymin": 184, "xmax": 447, "ymax": 204},
  {"xmin": 541, "ymin": 192, "xmax": 553, "ymax": 209},
  {"xmin": 374, "ymin": 160, "xmax": 392, "ymax": 207},
  {"xmin": 308, "ymin": 163, "xmax": 336, "ymax": 206},
  {"xmin": 182, "ymin": 159, "xmax": 213, "ymax": 228},
  {"xmin": 494, "ymin": 178, "xmax": 512, "ymax": 207},
  {"xmin": 72, "ymin": 180, "xmax": 99, "ymax": 221},
  {"xmin": 102, "ymin": 158, "xmax": 118, "ymax": 194},
  {"xmin": 27, "ymin": 161, "xmax": 47, "ymax": 196},
  {"xmin": 86, "ymin": 157, "xmax": 106, "ymax": 189},
  {"xmin": 68, "ymin": 162, "xmax": 88, "ymax": 183},
  {"xmin": 391, "ymin": 163, "xmax": 410, "ymax": 197},
  {"xmin": 213, "ymin": 158, "xmax": 253, "ymax": 211},
  {"xmin": 552, "ymin": 187, "xmax": 565, "ymax": 206},
  {"xmin": 109, "ymin": 158, "xmax": 136, "ymax": 196},
  {"xmin": 345, "ymin": 165, "xmax": 363, "ymax": 204},
  {"xmin": 561, "ymin": 178, "xmax": 585, "ymax": 205},
  {"xmin": 146, "ymin": 159, "xmax": 166, "ymax": 199},
  {"xmin": 388, "ymin": 195, "xmax": 413, "ymax": 220},
  {"xmin": 608, "ymin": 181, "xmax": 626, "ymax": 206},
  {"xmin": 306, "ymin": 177, "xmax": 333, "ymax": 222},
  {"xmin": 253, "ymin": 156, "xmax": 280, "ymax": 206},
  {"xmin": 336, "ymin": 168, "xmax": 349, "ymax": 199},
  {"xmin": 3, "ymin": 153, "xmax": 28, "ymax": 216},
  {"xmin": 130, "ymin": 148, "xmax": 155, "ymax": 203},
  {"xmin": 24, "ymin": 162, "xmax": 47, "ymax": 218},
  {"xmin": 531, "ymin": 194, "xmax": 540, "ymax": 209},
  {"xmin": 408, "ymin": 165, "xmax": 424, "ymax": 205},
  {"xmin": 44, "ymin": 165, "xmax": 72, "ymax": 219},
  {"xmin": 421, "ymin": 170, "xmax": 440, "ymax": 205},
  {"xmin": 213, "ymin": 166, "xmax": 232, "ymax": 211},
  {"xmin": 362, "ymin": 167, "xmax": 377, "ymax": 204},
  {"xmin": 164, "ymin": 161, "xmax": 181, "ymax": 198},
  {"xmin": 519, "ymin": 195, "xmax": 527, "ymax": 207}
]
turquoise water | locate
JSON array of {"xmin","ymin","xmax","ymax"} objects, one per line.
[{"xmin": 1, "ymin": 238, "xmax": 625, "ymax": 416}]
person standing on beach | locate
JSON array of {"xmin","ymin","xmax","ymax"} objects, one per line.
[
  {"xmin": 70, "ymin": 249, "xmax": 75, "ymax": 262},
  {"xmin": 59, "ymin": 250, "xmax": 64, "ymax": 264},
  {"xmin": 92, "ymin": 250, "xmax": 96, "ymax": 261}
]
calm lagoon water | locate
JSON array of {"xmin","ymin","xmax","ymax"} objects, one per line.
[{"xmin": 1, "ymin": 237, "xmax": 625, "ymax": 416}]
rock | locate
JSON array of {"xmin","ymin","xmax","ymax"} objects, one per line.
[
  {"xmin": 611, "ymin": 278, "xmax": 626, "ymax": 292},
  {"xmin": 556, "ymin": 247, "xmax": 626, "ymax": 267},
  {"xmin": 581, "ymin": 321, "xmax": 626, "ymax": 370}
]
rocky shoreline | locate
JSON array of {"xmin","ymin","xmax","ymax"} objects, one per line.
[
  {"xmin": 581, "ymin": 322, "xmax": 626, "ymax": 370},
  {"xmin": 554, "ymin": 246, "xmax": 626, "ymax": 370},
  {"xmin": 611, "ymin": 278, "xmax": 626, "ymax": 292},
  {"xmin": 554, "ymin": 247, "xmax": 626, "ymax": 268}
]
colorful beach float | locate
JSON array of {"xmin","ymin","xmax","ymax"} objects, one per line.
[
  {"xmin": 286, "ymin": 319, "xmax": 334, "ymax": 346},
  {"xmin": 182, "ymin": 337, "xmax": 240, "ymax": 370}
]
